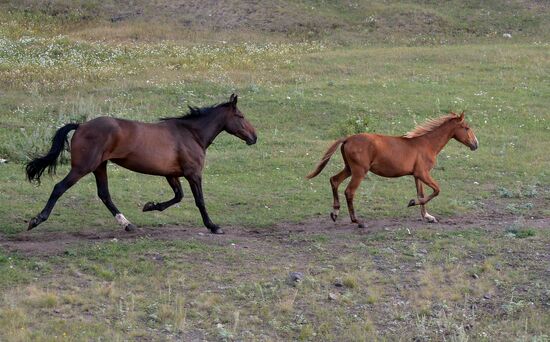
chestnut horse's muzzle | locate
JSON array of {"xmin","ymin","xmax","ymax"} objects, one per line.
[{"xmin": 470, "ymin": 137, "xmax": 479, "ymax": 151}]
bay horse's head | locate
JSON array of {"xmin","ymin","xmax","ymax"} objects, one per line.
[
  {"xmin": 223, "ymin": 94, "xmax": 257, "ymax": 145},
  {"xmin": 451, "ymin": 112, "xmax": 478, "ymax": 151}
]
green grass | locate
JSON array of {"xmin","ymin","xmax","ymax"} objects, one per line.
[
  {"xmin": 1, "ymin": 227, "xmax": 549, "ymax": 340},
  {"xmin": 1, "ymin": 41, "xmax": 547, "ymax": 233},
  {"xmin": 1, "ymin": 2, "xmax": 549, "ymax": 340}
]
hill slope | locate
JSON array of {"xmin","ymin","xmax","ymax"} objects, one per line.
[{"xmin": 2, "ymin": 0, "xmax": 549, "ymax": 43}]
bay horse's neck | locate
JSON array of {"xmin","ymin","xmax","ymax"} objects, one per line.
[
  {"xmin": 183, "ymin": 113, "xmax": 227, "ymax": 149},
  {"xmin": 417, "ymin": 121, "xmax": 456, "ymax": 156}
]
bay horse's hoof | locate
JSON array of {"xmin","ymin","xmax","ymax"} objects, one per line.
[
  {"xmin": 27, "ymin": 217, "xmax": 41, "ymax": 230},
  {"xmin": 142, "ymin": 202, "xmax": 156, "ymax": 212},
  {"xmin": 210, "ymin": 226, "xmax": 224, "ymax": 234},
  {"xmin": 357, "ymin": 223, "xmax": 366, "ymax": 229},
  {"xmin": 330, "ymin": 212, "xmax": 338, "ymax": 222},
  {"xmin": 125, "ymin": 223, "xmax": 137, "ymax": 232},
  {"xmin": 407, "ymin": 199, "xmax": 416, "ymax": 207}
]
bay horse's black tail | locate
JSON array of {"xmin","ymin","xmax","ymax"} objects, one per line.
[{"xmin": 26, "ymin": 123, "xmax": 79, "ymax": 183}]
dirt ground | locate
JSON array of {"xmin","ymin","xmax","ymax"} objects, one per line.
[
  {"xmin": 2, "ymin": 210, "xmax": 548, "ymax": 257},
  {"xmin": 2, "ymin": 207, "xmax": 549, "ymax": 340}
]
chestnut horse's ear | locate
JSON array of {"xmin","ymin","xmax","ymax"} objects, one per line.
[
  {"xmin": 229, "ymin": 94, "xmax": 238, "ymax": 106},
  {"xmin": 459, "ymin": 111, "xmax": 465, "ymax": 122}
]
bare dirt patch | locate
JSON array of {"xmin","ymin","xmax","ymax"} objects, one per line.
[{"xmin": 2, "ymin": 211, "xmax": 548, "ymax": 257}]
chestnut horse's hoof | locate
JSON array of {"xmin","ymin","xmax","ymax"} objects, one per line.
[
  {"xmin": 407, "ymin": 199, "xmax": 416, "ymax": 207},
  {"xmin": 125, "ymin": 223, "xmax": 137, "ymax": 232},
  {"xmin": 330, "ymin": 212, "xmax": 338, "ymax": 222},
  {"xmin": 142, "ymin": 201, "xmax": 156, "ymax": 212},
  {"xmin": 425, "ymin": 214, "xmax": 438, "ymax": 223},
  {"xmin": 210, "ymin": 226, "xmax": 224, "ymax": 234}
]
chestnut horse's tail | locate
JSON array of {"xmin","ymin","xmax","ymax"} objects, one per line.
[
  {"xmin": 26, "ymin": 123, "xmax": 79, "ymax": 183},
  {"xmin": 306, "ymin": 138, "xmax": 345, "ymax": 179}
]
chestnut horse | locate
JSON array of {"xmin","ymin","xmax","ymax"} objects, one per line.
[
  {"xmin": 26, "ymin": 94, "xmax": 257, "ymax": 234},
  {"xmin": 307, "ymin": 112, "xmax": 478, "ymax": 228}
]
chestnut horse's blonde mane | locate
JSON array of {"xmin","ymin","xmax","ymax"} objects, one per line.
[{"xmin": 403, "ymin": 113, "xmax": 459, "ymax": 139}]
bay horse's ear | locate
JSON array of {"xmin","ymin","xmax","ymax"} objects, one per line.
[
  {"xmin": 229, "ymin": 94, "xmax": 238, "ymax": 106},
  {"xmin": 229, "ymin": 94, "xmax": 238, "ymax": 107}
]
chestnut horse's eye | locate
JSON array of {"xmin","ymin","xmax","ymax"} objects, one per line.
[{"xmin": 465, "ymin": 127, "xmax": 469, "ymax": 131}]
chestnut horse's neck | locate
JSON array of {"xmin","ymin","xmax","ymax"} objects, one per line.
[
  {"xmin": 415, "ymin": 120, "xmax": 457, "ymax": 156},
  {"xmin": 175, "ymin": 110, "xmax": 228, "ymax": 149}
]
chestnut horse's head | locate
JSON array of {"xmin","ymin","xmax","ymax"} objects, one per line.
[
  {"xmin": 223, "ymin": 94, "xmax": 257, "ymax": 145},
  {"xmin": 451, "ymin": 112, "xmax": 478, "ymax": 151}
]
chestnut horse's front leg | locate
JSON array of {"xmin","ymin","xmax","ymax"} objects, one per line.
[
  {"xmin": 414, "ymin": 177, "xmax": 437, "ymax": 223},
  {"xmin": 408, "ymin": 173, "xmax": 440, "ymax": 215},
  {"xmin": 185, "ymin": 174, "xmax": 223, "ymax": 234}
]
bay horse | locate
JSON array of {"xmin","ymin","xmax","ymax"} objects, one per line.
[
  {"xmin": 306, "ymin": 112, "xmax": 478, "ymax": 228},
  {"xmin": 26, "ymin": 94, "xmax": 257, "ymax": 234}
]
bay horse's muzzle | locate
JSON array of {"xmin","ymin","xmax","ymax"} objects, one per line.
[{"xmin": 246, "ymin": 135, "xmax": 257, "ymax": 145}]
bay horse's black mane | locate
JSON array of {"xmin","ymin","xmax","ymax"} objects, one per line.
[{"xmin": 160, "ymin": 100, "xmax": 232, "ymax": 121}]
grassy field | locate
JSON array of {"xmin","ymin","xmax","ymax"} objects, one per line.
[{"xmin": 1, "ymin": 1, "xmax": 549, "ymax": 340}]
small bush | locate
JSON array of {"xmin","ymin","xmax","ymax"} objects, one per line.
[
  {"xmin": 343, "ymin": 275, "xmax": 358, "ymax": 289},
  {"xmin": 521, "ymin": 185, "xmax": 538, "ymax": 198},
  {"xmin": 505, "ymin": 228, "xmax": 535, "ymax": 239},
  {"xmin": 506, "ymin": 203, "xmax": 534, "ymax": 214},
  {"xmin": 334, "ymin": 114, "xmax": 369, "ymax": 137},
  {"xmin": 498, "ymin": 185, "xmax": 539, "ymax": 199},
  {"xmin": 497, "ymin": 187, "xmax": 515, "ymax": 198}
]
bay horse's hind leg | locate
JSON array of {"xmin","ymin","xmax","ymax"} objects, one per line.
[
  {"xmin": 414, "ymin": 177, "xmax": 437, "ymax": 223},
  {"xmin": 345, "ymin": 168, "xmax": 367, "ymax": 228},
  {"xmin": 330, "ymin": 167, "xmax": 351, "ymax": 222},
  {"xmin": 28, "ymin": 169, "xmax": 86, "ymax": 230},
  {"xmin": 143, "ymin": 177, "xmax": 183, "ymax": 212},
  {"xmin": 93, "ymin": 162, "xmax": 136, "ymax": 232}
]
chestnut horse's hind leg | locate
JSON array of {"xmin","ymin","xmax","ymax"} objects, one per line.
[
  {"xmin": 143, "ymin": 177, "xmax": 183, "ymax": 212},
  {"xmin": 344, "ymin": 169, "xmax": 367, "ymax": 228},
  {"xmin": 330, "ymin": 167, "xmax": 351, "ymax": 221},
  {"xmin": 27, "ymin": 169, "xmax": 86, "ymax": 230},
  {"xmin": 185, "ymin": 174, "xmax": 223, "ymax": 234},
  {"xmin": 93, "ymin": 162, "xmax": 136, "ymax": 232},
  {"xmin": 414, "ymin": 177, "xmax": 437, "ymax": 223}
]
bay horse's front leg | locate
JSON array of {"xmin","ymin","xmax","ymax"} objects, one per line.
[
  {"xmin": 186, "ymin": 174, "xmax": 223, "ymax": 234},
  {"xmin": 413, "ymin": 177, "xmax": 437, "ymax": 223},
  {"xmin": 143, "ymin": 177, "xmax": 183, "ymax": 212},
  {"xmin": 408, "ymin": 173, "xmax": 440, "ymax": 215}
]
